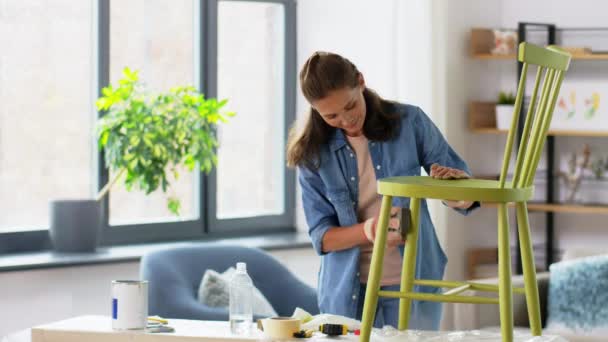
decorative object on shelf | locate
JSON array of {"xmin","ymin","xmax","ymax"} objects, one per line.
[
  {"xmin": 577, "ymin": 177, "xmax": 608, "ymax": 205},
  {"xmin": 578, "ymin": 153, "xmax": 608, "ymax": 205},
  {"xmin": 557, "ymin": 144, "xmax": 591, "ymax": 203},
  {"xmin": 495, "ymin": 91, "xmax": 516, "ymax": 130},
  {"xmin": 49, "ymin": 67, "xmax": 234, "ymax": 253},
  {"xmin": 470, "ymin": 28, "xmax": 517, "ymax": 58},
  {"xmin": 590, "ymin": 155, "xmax": 607, "ymax": 179},
  {"xmin": 553, "ymin": 80, "xmax": 605, "ymax": 131},
  {"xmin": 491, "ymin": 29, "xmax": 517, "ymax": 55}
]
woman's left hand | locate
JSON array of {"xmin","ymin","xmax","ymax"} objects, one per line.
[
  {"xmin": 430, "ymin": 163, "xmax": 473, "ymax": 209},
  {"xmin": 430, "ymin": 163, "xmax": 470, "ymax": 180}
]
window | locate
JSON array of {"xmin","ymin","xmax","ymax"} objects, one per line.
[
  {"xmin": 216, "ymin": 1, "xmax": 286, "ymax": 219},
  {"xmin": 0, "ymin": 0, "xmax": 93, "ymax": 233},
  {"xmin": 0, "ymin": 0, "xmax": 296, "ymax": 253},
  {"xmin": 108, "ymin": 0, "xmax": 198, "ymax": 225}
]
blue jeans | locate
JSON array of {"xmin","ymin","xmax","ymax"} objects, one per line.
[{"xmin": 355, "ymin": 283, "xmax": 442, "ymax": 330}]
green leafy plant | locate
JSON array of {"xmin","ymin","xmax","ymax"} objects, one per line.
[
  {"xmin": 497, "ymin": 91, "xmax": 516, "ymax": 105},
  {"xmin": 95, "ymin": 67, "xmax": 234, "ymax": 215}
]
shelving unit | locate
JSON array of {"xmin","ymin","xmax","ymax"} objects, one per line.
[{"xmin": 468, "ymin": 24, "xmax": 608, "ymax": 276}]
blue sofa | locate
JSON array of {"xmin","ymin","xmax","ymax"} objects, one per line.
[{"xmin": 140, "ymin": 244, "xmax": 319, "ymax": 320}]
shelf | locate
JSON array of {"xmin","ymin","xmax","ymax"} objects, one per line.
[
  {"xmin": 470, "ymin": 127, "xmax": 608, "ymax": 137},
  {"xmin": 472, "ymin": 53, "xmax": 608, "ymax": 60},
  {"xmin": 470, "ymin": 28, "xmax": 608, "ymax": 61},
  {"xmin": 468, "ymin": 101, "xmax": 608, "ymax": 137},
  {"xmin": 482, "ymin": 202, "xmax": 608, "ymax": 214},
  {"xmin": 472, "ymin": 53, "xmax": 516, "ymax": 60},
  {"xmin": 571, "ymin": 53, "xmax": 608, "ymax": 60}
]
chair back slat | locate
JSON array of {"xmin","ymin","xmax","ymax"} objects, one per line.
[
  {"xmin": 511, "ymin": 66, "xmax": 544, "ymax": 188},
  {"xmin": 498, "ymin": 63, "xmax": 528, "ymax": 188},
  {"xmin": 498, "ymin": 42, "xmax": 571, "ymax": 190},
  {"xmin": 524, "ymin": 70, "xmax": 565, "ymax": 187},
  {"xmin": 518, "ymin": 68, "xmax": 556, "ymax": 187}
]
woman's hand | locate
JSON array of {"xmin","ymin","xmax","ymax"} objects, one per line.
[
  {"xmin": 430, "ymin": 163, "xmax": 474, "ymax": 209},
  {"xmin": 362, "ymin": 207, "xmax": 405, "ymax": 247},
  {"xmin": 430, "ymin": 163, "xmax": 470, "ymax": 180}
]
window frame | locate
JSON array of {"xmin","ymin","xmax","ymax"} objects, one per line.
[
  {"xmin": 0, "ymin": 0, "xmax": 297, "ymax": 253},
  {"xmin": 206, "ymin": 0, "xmax": 297, "ymax": 235}
]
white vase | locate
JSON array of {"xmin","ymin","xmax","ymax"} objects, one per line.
[
  {"xmin": 495, "ymin": 104, "xmax": 515, "ymax": 130},
  {"xmin": 573, "ymin": 178, "xmax": 608, "ymax": 204}
]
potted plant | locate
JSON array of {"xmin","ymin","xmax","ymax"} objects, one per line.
[
  {"xmin": 49, "ymin": 67, "xmax": 233, "ymax": 252},
  {"xmin": 495, "ymin": 91, "xmax": 516, "ymax": 130}
]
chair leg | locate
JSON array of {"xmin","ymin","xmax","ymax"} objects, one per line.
[
  {"xmin": 398, "ymin": 197, "xmax": 420, "ymax": 330},
  {"xmin": 498, "ymin": 204, "xmax": 514, "ymax": 342},
  {"xmin": 516, "ymin": 202, "xmax": 542, "ymax": 336},
  {"xmin": 360, "ymin": 195, "xmax": 392, "ymax": 342}
]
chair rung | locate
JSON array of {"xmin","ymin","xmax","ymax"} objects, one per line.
[
  {"xmin": 413, "ymin": 279, "xmax": 526, "ymax": 295},
  {"xmin": 443, "ymin": 284, "xmax": 471, "ymax": 296},
  {"xmin": 377, "ymin": 290, "xmax": 499, "ymax": 304}
]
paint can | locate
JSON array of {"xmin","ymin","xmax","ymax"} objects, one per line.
[{"xmin": 111, "ymin": 280, "xmax": 148, "ymax": 330}]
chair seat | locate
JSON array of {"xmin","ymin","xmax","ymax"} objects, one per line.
[{"xmin": 377, "ymin": 176, "xmax": 533, "ymax": 203}]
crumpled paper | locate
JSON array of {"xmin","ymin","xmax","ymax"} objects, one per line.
[
  {"xmin": 291, "ymin": 308, "xmax": 568, "ymax": 342},
  {"xmin": 371, "ymin": 326, "xmax": 569, "ymax": 342}
]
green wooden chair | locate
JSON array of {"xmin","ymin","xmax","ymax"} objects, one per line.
[{"xmin": 359, "ymin": 42, "xmax": 571, "ymax": 342}]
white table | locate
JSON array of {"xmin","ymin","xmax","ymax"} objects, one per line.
[{"xmin": 2, "ymin": 315, "xmax": 568, "ymax": 342}]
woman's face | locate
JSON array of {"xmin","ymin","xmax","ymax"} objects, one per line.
[{"xmin": 311, "ymin": 78, "xmax": 366, "ymax": 137}]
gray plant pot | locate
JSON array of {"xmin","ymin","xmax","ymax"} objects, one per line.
[{"xmin": 49, "ymin": 199, "xmax": 103, "ymax": 253}]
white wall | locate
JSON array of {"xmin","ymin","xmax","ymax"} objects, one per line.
[
  {"xmin": 295, "ymin": 0, "xmax": 437, "ymax": 232},
  {"xmin": 0, "ymin": 248, "xmax": 319, "ymax": 337},
  {"xmin": 434, "ymin": 0, "xmax": 504, "ymax": 329}
]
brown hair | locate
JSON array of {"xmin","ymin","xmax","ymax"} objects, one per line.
[{"xmin": 286, "ymin": 51, "xmax": 400, "ymax": 170}]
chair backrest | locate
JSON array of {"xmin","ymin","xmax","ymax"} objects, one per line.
[{"xmin": 498, "ymin": 42, "xmax": 571, "ymax": 189}]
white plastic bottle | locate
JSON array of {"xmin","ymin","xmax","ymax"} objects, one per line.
[{"xmin": 229, "ymin": 262, "xmax": 253, "ymax": 335}]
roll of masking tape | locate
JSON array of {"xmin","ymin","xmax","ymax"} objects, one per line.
[{"xmin": 261, "ymin": 317, "xmax": 301, "ymax": 339}]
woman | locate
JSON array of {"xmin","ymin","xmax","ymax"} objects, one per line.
[{"xmin": 287, "ymin": 51, "xmax": 478, "ymax": 330}]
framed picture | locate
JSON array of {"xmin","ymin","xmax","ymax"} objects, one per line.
[{"xmin": 552, "ymin": 81, "xmax": 606, "ymax": 131}]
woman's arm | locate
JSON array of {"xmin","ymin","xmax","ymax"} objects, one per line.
[
  {"xmin": 321, "ymin": 223, "xmax": 368, "ymax": 253},
  {"xmin": 322, "ymin": 210, "xmax": 404, "ymax": 253}
]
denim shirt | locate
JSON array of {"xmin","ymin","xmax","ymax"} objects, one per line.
[{"xmin": 298, "ymin": 103, "xmax": 477, "ymax": 324}]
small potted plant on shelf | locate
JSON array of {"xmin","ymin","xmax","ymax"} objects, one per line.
[
  {"xmin": 49, "ymin": 67, "xmax": 233, "ymax": 252},
  {"xmin": 495, "ymin": 91, "xmax": 516, "ymax": 130}
]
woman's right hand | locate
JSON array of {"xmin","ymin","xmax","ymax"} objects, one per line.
[{"xmin": 362, "ymin": 207, "xmax": 405, "ymax": 247}]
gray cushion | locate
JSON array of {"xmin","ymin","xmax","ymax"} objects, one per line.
[{"xmin": 197, "ymin": 267, "xmax": 277, "ymax": 317}]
